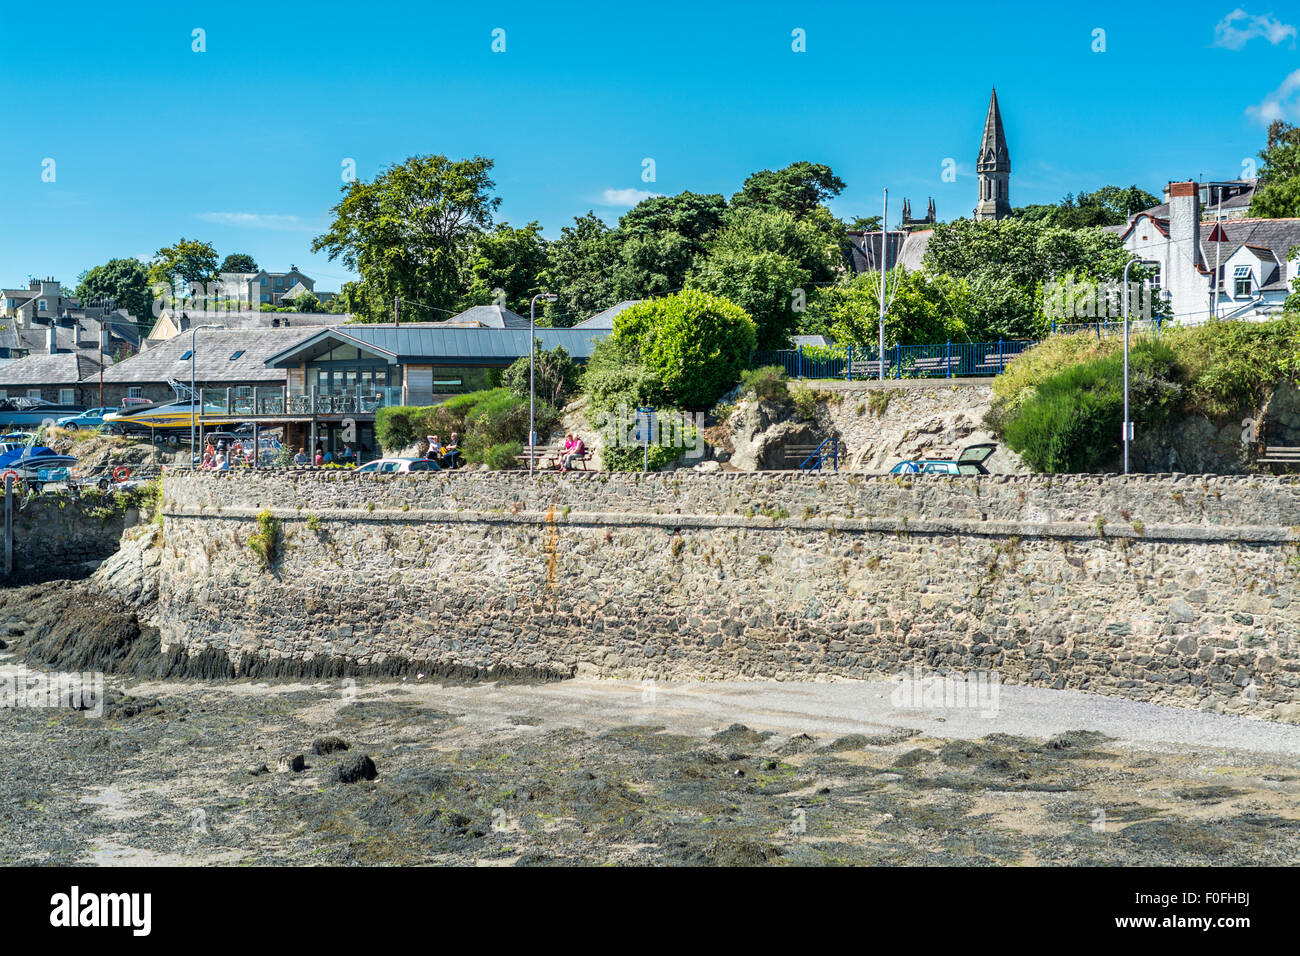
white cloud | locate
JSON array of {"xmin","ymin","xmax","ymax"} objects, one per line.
[
  {"xmin": 595, "ymin": 188, "xmax": 662, "ymax": 207},
  {"xmin": 1246, "ymin": 68, "xmax": 1300, "ymax": 123},
  {"xmin": 196, "ymin": 212, "xmax": 313, "ymax": 231},
  {"xmin": 1213, "ymin": 9, "xmax": 1297, "ymax": 50}
]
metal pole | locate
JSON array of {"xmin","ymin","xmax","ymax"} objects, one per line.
[
  {"xmin": 529, "ymin": 297, "xmax": 537, "ymax": 474},
  {"xmin": 4, "ymin": 475, "xmax": 12, "ymax": 578},
  {"xmin": 1212, "ymin": 187, "xmax": 1222, "ymax": 320},
  {"xmin": 878, "ymin": 188, "xmax": 888, "ymax": 382},
  {"xmin": 1122, "ymin": 258, "xmax": 1136, "ymax": 474},
  {"xmin": 527, "ymin": 292, "xmax": 557, "ymax": 474},
  {"xmin": 190, "ymin": 326, "xmax": 197, "ymax": 468}
]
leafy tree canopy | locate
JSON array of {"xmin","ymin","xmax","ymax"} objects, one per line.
[
  {"xmin": 149, "ymin": 238, "xmax": 219, "ymax": 292},
  {"xmin": 1251, "ymin": 121, "xmax": 1300, "ymax": 219},
  {"xmin": 730, "ymin": 161, "xmax": 846, "ymax": 220},
  {"xmin": 924, "ymin": 218, "xmax": 1133, "ymax": 286},
  {"xmin": 219, "ymin": 253, "xmax": 258, "ymax": 273},
  {"xmin": 74, "ymin": 258, "xmax": 154, "ymax": 326},
  {"xmin": 312, "ymin": 154, "xmax": 500, "ymax": 322},
  {"xmin": 463, "ymin": 220, "xmax": 548, "ymax": 315}
]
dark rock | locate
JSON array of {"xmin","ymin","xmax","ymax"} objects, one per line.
[
  {"xmin": 311, "ymin": 735, "xmax": 349, "ymax": 756},
  {"xmin": 334, "ymin": 753, "xmax": 377, "ymax": 783}
]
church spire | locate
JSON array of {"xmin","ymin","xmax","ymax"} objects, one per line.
[{"xmin": 974, "ymin": 87, "xmax": 1011, "ymax": 220}]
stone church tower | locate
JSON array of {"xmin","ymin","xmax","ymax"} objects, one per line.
[{"xmin": 974, "ymin": 87, "xmax": 1010, "ymax": 221}]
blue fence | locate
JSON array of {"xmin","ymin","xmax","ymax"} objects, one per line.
[{"xmin": 754, "ymin": 339, "xmax": 1037, "ymax": 380}]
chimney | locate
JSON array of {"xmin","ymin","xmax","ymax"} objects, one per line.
[
  {"xmin": 179, "ymin": 312, "xmax": 190, "ymax": 332},
  {"xmin": 46, "ymin": 327, "xmax": 57, "ymax": 354},
  {"xmin": 1167, "ymin": 181, "xmax": 1202, "ymax": 272}
]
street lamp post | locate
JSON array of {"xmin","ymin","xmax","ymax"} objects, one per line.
[
  {"xmin": 528, "ymin": 293, "xmax": 558, "ymax": 474},
  {"xmin": 189, "ymin": 324, "xmax": 221, "ymax": 468},
  {"xmin": 1120, "ymin": 259, "xmax": 1159, "ymax": 474}
]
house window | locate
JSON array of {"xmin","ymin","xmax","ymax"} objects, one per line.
[
  {"xmin": 0, "ymin": 391, "xmax": 6, "ymax": 400},
  {"xmin": 38, "ymin": 299, "xmax": 47, "ymax": 311},
  {"xmin": 260, "ymin": 277, "xmax": 267, "ymax": 286},
  {"xmin": 261, "ymin": 294, "xmax": 269, "ymax": 302},
  {"xmin": 27, "ymin": 389, "xmax": 42, "ymax": 399},
  {"xmin": 1234, "ymin": 266, "xmax": 1252, "ymax": 298},
  {"xmin": 276, "ymin": 278, "xmax": 283, "ymax": 287},
  {"xmin": 128, "ymin": 387, "xmax": 142, "ymax": 398},
  {"xmin": 59, "ymin": 389, "xmax": 74, "ymax": 404}
]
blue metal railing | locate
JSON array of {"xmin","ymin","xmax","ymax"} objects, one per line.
[
  {"xmin": 799, "ymin": 436, "xmax": 840, "ymax": 473},
  {"xmin": 754, "ymin": 339, "xmax": 1036, "ymax": 380}
]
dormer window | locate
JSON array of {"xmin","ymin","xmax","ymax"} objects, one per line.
[{"xmin": 1234, "ymin": 265, "xmax": 1253, "ymax": 298}]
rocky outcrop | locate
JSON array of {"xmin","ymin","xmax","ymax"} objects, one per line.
[{"xmin": 726, "ymin": 399, "xmax": 827, "ymax": 470}]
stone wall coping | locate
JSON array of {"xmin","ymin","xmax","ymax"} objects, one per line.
[{"xmin": 160, "ymin": 504, "xmax": 1300, "ymax": 545}]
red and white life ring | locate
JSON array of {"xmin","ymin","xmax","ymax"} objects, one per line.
[{"xmin": 113, "ymin": 466, "xmax": 132, "ymax": 482}]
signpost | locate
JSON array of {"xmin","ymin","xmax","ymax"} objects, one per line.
[{"xmin": 635, "ymin": 407, "xmax": 656, "ymax": 473}]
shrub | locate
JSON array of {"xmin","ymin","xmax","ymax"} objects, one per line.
[
  {"xmin": 478, "ymin": 441, "xmax": 522, "ymax": 470},
  {"xmin": 1000, "ymin": 337, "xmax": 1178, "ymax": 473},
  {"xmin": 376, "ymin": 389, "xmax": 556, "ymax": 466},
  {"xmin": 501, "ymin": 343, "xmax": 579, "ymax": 407},
  {"xmin": 611, "ymin": 289, "xmax": 757, "ymax": 410},
  {"xmin": 739, "ymin": 365, "xmax": 790, "ymax": 403},
  {"xmin": 247, "ymin": 510, "xmax": 282, "ymax": 568}
]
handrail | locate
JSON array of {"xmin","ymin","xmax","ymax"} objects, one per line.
[{"xmin": 799, "ymin": 436, "xmax": 840, "ymax": 472}]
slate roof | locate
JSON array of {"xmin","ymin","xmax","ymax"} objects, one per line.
[
  {"xmin": 95, "ymin": 327, "xmax": 318, "ymax": 385},
  {"xmin": 431, "ymin": 305, "xmax": 533, "ymax": 329},
  {"xmin": 147, "ymin": 310, "xmax": 345, "ymax": 340},
  {"xmin": 0, "ymin": 351, "xmax": 102, "ymax": 386},
  {"xmin": 847, "ymin": 230, "xmax": 931, "ymax": 273},
  {"xmin": 570, "ymin": 300, "xmax": 643, "ymax": 330},
  {"xmin": 1199, "ymin": 218, "xmax": 1300, "ymax": 291}
]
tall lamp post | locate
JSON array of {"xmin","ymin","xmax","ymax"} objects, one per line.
[
  {"xmin": 1121, "ymin": 259, "xmax": 1158, "ymax": 474},
  {"xmin": 189, "ymin": 324, "xmax": 221, "ymax": 468},
  {"xmin": 528, "ymin": 292, "xmax": 558, "ymax": 474}
]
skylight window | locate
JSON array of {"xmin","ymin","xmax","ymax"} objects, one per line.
[
  {"xmin": 229, "ymin": 350, "xmax": 245, "ymax": 360},
  {"xmin": 180, "ymin": 350, "xmax": 193, "ymax": 360}
]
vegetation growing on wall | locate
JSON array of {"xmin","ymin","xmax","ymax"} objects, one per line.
[
  {"xmin": 988, "ymin": 318, "xmax": 1300, "ymax": 472},
  {"xmin": 248, "ymin": 510, "xmax": 282, "ymax": 569}
]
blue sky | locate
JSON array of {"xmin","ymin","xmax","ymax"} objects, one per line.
[{"xmin": 2, "ymin": 1, "xmax": 1298, "ymax": 292}]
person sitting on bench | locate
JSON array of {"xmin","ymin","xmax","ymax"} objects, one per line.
[
  {"xmin": 559, "ymin": 433, "xmax": 586, "ymax": 472},
  {"xmin": 440, "ymin": 432, "xmax": 461, "ymax": 469}
]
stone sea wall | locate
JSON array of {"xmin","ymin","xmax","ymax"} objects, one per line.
[
  {"xmin": 157, "ymin": 470, "xmax": 1300, "ymax": 720},
  {"xmin": 3, "ymin": 491, "xmax": 141, "ymax": 582}
]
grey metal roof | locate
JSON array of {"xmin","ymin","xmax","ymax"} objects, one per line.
[
  {"xmin": 570, "ymin": 299, "xmax": 643, "ymax": 330},
  {"xmin": 432, "ymin": 304, "xmax": 532, "ymax": 329},
  {"xmin": 95, "ymin": 326, "xmax": 318, "ymax": 385},
  {"xmin": 265, "ymin": 325, "xmax": 611, "ymax": 368},
  {"xmin": 0, "ymin": 351, "xmax": 101, "ymax": 386}
]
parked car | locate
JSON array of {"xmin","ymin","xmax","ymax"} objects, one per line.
[
  {"xmin": 888, "ymin": 443, "xmax": 997, "ymax": 476},
  {"xmin": 353, "ymin": 457, "xmax": 442, "ymax": 474},
  {"xmin": 56, "ymin": 407, "xmax": 116, "ymax": 429}
]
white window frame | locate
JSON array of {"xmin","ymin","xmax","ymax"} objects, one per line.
[
  {"xmin": 128, "ymin": 387, "xmax": 143, "ymax": 399},
  {"xmin": 59, "ymin": 388, "xmax": 74, "ymax": 404}
]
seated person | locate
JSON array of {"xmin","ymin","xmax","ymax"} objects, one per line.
[
  {"xmin": 293, "ymin": 447, "xmax": 309, "ymax": 465},
  {"xmin": 323, "ymin": 449, "xmax": 334, "ymax": 465},
  {"xmin": 426, "ymin": 434, "xmax": 443, "ymax": 460},
  {"xmin": 560, "ymin": 434, "xmax": 586, "ymax": 472},
  {"xmin": 440, "ymin": 432, "xmax": 461, "ymax": 468},
  {"xmin": 339, "ymin": 445, "xmax": 356, "ymax": 465}
]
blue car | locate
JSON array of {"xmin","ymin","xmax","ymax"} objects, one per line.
[{"xmin": 56, "ymin": 407, "xmax": 115, "ymax": 429}]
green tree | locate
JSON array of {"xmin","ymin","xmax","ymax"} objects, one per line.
[
  {"xmin": 813, "ymin": 269, "xmax": 971, "ymax": 349},
  {"xmin": 1251, "ymin": 121, "xmax": 1300, "ymax": 219},
  {"xmin": 542, "ymin": 211, "xmax": 620, "ymax": 324},
  {"xmin": 74, "ymin": 258, "xmax": 154, "ymax": 326},
  {"xmin": 501, "ymin": 342, "xmax": 579, "ymax": 408},
  {"xmin": 463, "ymin": 221, "xmax": 548, "ymax": 314},
  {"xmin": 149, "ymin": 238, "xmax": 219, "ymax": 295},
  {"xmin": 924, "ymin": 218, "xmax": 1131, "ymax": 285},
  {"xmin": 730, "ymin": 161, "xmax": 846, "ymax": 220},
  {"xmin": 219, "ymin": 253, "xmax": 258, "ymax": 273},
  {"xmin": 312, "ymin": 154, "xmax": 500, "ymax": 322},
  {"xmin": 848, "ymin": 215, "xmax": 883, "ymax": 231},
  {"xmin": 292, "ymin": 290, "xmax": 322, "ymax": 313},
  {"xmin": 618, "ymin": 191, "xmax": 727, "ymax": 258},
  {"xmin": 610, "ymin": 289, "xmax": 757, "ymax": 409},
  {"xmin": 688, "ymin": 248, "xmax": 809, "ymax": 350}
]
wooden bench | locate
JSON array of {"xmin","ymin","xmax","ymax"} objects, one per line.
[
  {"xmin": 1257, "ymin": 446, "xmax": 1300, "ymax": 466},
  {"xmin": 513, "ymin": 446, "xmax": 592, "ymax": 470},
  {"xmin": 976, "ymin": 354, "xmax": 1017, "ymax": 373},
  {"xmin": 782, "ymin": 441, "xmax": 847, "ymax": 471},
  {"xmin": 850, "ymin": 360, "xmax": 885, "ymax": 378},
  {"xmin": 907, "ymin": 355, "xmax": 961, "ymax": 376}
]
